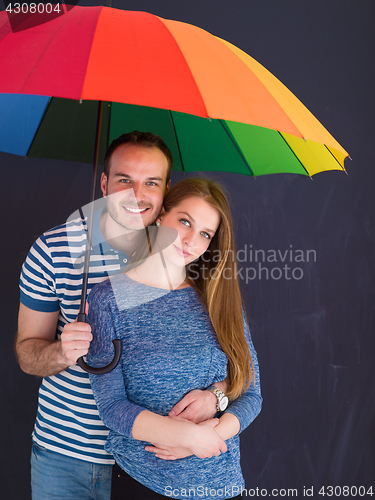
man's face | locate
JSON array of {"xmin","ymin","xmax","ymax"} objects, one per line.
[{"xmin": 101, "ymin": 143, "xmax": 170, "ymax": 232}]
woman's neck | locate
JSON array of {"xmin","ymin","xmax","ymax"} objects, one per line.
[{"xmin": 126, "ymin": 253, "xmax": 189, "ymax": 290}]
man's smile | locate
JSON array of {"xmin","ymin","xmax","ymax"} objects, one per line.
[{"xmin": 123, "ymin": 206, "xmax": 150, "ymax": 214}]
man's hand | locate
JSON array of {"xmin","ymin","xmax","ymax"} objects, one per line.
[
  {"xmin": 16, "ymin": 303, "xmax": 91, "ymax": 377},
  {"xmin": 60, "ymin": 318, "xmax": 92, "ymax": 366},
  {"xmin": 144, "ymin": 443, "xmax": 192, "ymax": 461},
  {"xmin": 168, "ymin": 389, "xmax": 217, "ymax": 423},
  {"xmin": 168, "ymin": 380, "xmax": 228, "ymax": 423}
]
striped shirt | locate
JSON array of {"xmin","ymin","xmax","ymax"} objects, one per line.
[{"xmin": 19, "ymin": 211, "xmax": 129, "ymax": 464}]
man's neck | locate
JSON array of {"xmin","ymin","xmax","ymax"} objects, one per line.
[{"xmin": 100, "ymin": 212, "xmax": 143, "ymax": 256}]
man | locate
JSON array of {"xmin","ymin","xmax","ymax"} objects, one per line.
[{"xmin": 16, "ymin": 131, "xmax": 227, "ymax": 500}]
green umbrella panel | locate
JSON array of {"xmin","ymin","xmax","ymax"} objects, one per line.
[{"xmin": 27, "ymin": 98, "xmax": 345, "ymax": 178}]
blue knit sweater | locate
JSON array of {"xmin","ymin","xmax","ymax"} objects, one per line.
[{"xmin": 87, "ymin": 274, "xmax": 262, "ymax": 499}]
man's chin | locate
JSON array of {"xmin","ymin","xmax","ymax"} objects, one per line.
[
  {"xmin": 120, "ymin": 223, "xmax": 147, "ymax": 232},
  {"xmin": 121, "ymin": 218, "xmax": 154, "ymax": 232},
  {"xmin": 108, "ymin": 210, "xmax": 157, "ymax": 233}
]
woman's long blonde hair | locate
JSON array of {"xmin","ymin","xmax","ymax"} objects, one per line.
[{"xmin": 163, "ymin": 178, "xmax": 253, "ymax": 400}]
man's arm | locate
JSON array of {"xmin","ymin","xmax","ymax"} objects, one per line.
[{"xmin": 15, "ymin": 303, "xmax": 92, "ymax": 377}]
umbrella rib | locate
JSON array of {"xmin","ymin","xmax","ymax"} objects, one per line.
[
  {"xmin": 278, "ymin": 132, "xmax": 310, "ymax": 177},
  {"xmin": 25, "ymin": 96, "xmax": 54, "ymax": 157},
  {"xmin": 168, "ymin": 111, "xmax": 185, "ymax": 172},
  {"xmin": 218, "ymin": 119, "xmax": 255, "ymax": 177},
  {"xmin": 102, "ymin": 101, "xmax": 112, "ymax": 166},
  {"xmin": 324, "ymin": 144, "xmax": 347, "ymax": 173}
]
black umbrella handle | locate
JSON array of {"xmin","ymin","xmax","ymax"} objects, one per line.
[{"xmin": 76, "ymin": 312, "xmax": 122, "ymax": 375}]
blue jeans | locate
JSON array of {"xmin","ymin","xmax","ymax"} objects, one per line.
[{"xmin": 31, "ymin": 442, "xmax": 113, "ymax": 500}]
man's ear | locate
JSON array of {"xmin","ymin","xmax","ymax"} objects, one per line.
[
  {"xmin": 165, "ymin": 180, "xmax": 171, "ymax": 195},
  {"xmin": 100, "ymin": 172, "xmax": 107, "ymax": 197}
]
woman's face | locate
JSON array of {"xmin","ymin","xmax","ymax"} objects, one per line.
[{"xmin": 158, "ymin": 196, "xmax": 221, "ymax": 266}]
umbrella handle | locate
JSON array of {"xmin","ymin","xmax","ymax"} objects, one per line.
[{"xmin": 76, "ymin": 313, "xmax": 122, "ymax": 375}]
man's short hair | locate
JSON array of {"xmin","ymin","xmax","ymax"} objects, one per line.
[{"xmin": 104, "ymin": 131, "xmax": 173, "ymax": 185}]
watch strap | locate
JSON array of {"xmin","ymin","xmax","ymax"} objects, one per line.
[{"xmin": 207, "ymin": 385, "xmax": 228, "ymax": 412}]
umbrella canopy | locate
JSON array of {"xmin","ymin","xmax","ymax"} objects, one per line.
[{"xmin": 0, "ymin": 5, "xmax": 348, "ymax": 176}]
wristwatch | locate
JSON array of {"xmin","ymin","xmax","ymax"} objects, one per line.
[{"xmin": 207, "ymin": 385, "xmax": 229, "ymax": 412}]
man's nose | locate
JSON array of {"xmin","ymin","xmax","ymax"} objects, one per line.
[{"xmin": 132, "ymin": 182, "xmax": 145, "ymax": 201}]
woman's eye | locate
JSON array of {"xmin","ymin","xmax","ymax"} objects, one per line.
[
  {"xmin": 201, "ymin": 232, "xmax": 211, "ymax": 239},
  {"xmin": 180, "ymin": 219, "xmax": 190, "ymax": 227}
]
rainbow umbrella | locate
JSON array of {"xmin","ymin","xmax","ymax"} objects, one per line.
[
  {"xmin": 0, "ymin": 6, "xmax": 348, "ymax": 373},
  {"xmin": 0, "ymin": 5, "xmax": 348, "ymax": 176}
]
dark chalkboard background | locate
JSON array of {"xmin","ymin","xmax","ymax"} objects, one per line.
[{"xmin": 1, "ymin": 1, "xmax": 374, "ymax": 498}]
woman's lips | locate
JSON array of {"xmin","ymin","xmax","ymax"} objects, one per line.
[{"xmin": 174, "ymin": 244, "xmax": 191, "ymax": 258}]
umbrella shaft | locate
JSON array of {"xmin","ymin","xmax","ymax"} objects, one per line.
[{"xmin": 79, "ymin": 101, "xmax": 104, "ymax": 318}]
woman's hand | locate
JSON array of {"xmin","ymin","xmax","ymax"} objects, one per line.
[{"xmin": 145, "ymin": 417, "xmax": 227, "ymax": 460}]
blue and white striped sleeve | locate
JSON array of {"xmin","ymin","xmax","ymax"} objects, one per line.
[
  {"xmin": 224, "ymin": 317, "xmax": 262, "ymax": 432},
  {"xmin": 19, "ymin": 234, "xmax": 60, "ymax": 312}
]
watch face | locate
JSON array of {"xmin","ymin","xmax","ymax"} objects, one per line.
[{"xmin": 219, "ymin": 396, "xmax": 229, "ymax": 411}]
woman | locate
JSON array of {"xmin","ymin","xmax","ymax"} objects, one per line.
[{"xmin": 87, "ymin": 178, "xmax": 262, "ymax": 499}]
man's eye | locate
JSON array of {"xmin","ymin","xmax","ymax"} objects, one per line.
[
  {"xmin": 120, "ymin": 179, "xmax": 130, "ymax": 183},
  {"xmin": 147, "ymin": 181, "xmax": 157, "ymax": 186}
]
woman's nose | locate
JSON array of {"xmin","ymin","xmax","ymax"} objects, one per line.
[{"xmin": 183, "ymin": 232, "xmax": 197, "ymax": 247}]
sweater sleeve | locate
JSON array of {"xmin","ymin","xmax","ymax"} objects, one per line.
[
  {"xmin": 87, "ymin": 283, "xmax": 145, "ymax": 439},
  {"xmin": 224, "ymin": 314, "xmax": 262, "ymax": 432}
]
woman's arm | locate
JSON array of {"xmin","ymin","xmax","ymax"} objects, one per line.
[
  {"xmin": 213, "ymin": 412, "xmax": 241, "ymax": 440},
  {"xmin": 132, "ymin": 410, "xmax": 227, "ymax": 459},
  {"xmin": 145, "ymin": 413, "xmax": 239, "ymax": 460},
  {"xmin": 223, "ymin": 315, "xmax": 262, "ymax": 432}
]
